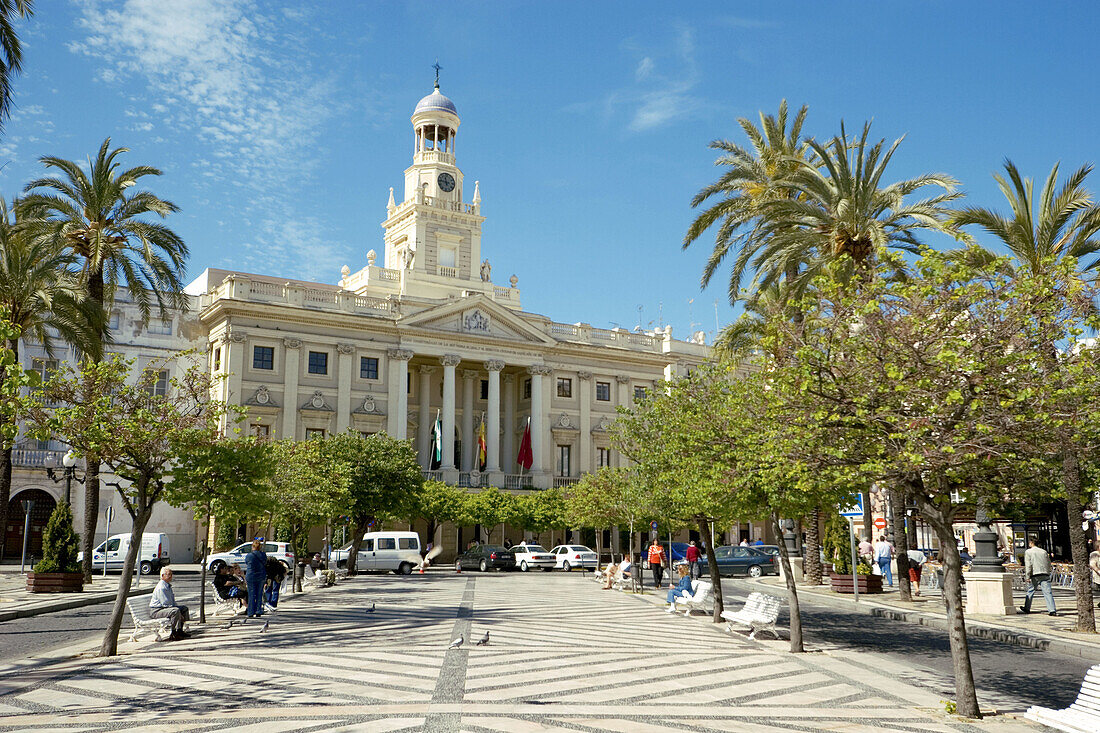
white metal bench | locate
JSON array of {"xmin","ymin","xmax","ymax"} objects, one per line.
[
  {"xmin": 1025, "ymin": 664, "xmax": 1100, "ymax": 733},
  {"xmin": 674, "ymin": 580, "xmax": 713, "ymax": 616},
  {"xmin": 304, "ymin": 565, "xmax": 334, "ymax": 589},
  {"xmin": 720, "ymin": 592, "xmax": 784, "ymax": 640},
  {"xmin": 210, "ymin": 582, "xmax": 243, "ymax": 616},
  {"xmin": 127, "ymin": 599, "xmax": 174, "ymax": 642}
]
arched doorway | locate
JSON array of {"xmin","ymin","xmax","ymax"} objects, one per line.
[{"xmin": 4, "ymin": 489, "xmax": 56, "ymax": 561}]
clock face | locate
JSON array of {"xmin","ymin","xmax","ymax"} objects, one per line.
[{"xmin": 437, "ymin": 172, "xmax": 456, "ymax": 192}]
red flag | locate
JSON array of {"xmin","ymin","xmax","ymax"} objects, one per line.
[{"xmin": 517, "ymin": 416, "xmax": 533, "ymax": 470}]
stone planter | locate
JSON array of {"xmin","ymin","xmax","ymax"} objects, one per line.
[
  {"xmin": 26, "ymin": 571, "xmax": 85, "ymax": 593},
  {"xmin": 829, "ymin": 572, "xmax": 882, "ymax": 594}
]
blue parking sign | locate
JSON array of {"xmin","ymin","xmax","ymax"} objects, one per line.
[{"xmin": 839, "ymin": 494, "xmax": 864, "ymax": 518}]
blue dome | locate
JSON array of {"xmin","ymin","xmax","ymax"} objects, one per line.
[{"xmin": 415, "ymin": 87, "xmax": 457, "ymax": 115}]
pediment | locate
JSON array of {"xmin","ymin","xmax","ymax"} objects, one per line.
[{"xmin": 398, "ymin": 296, "xmax": 555, "ymax": 345}]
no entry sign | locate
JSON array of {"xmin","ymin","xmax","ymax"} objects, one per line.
[{"xmin": 873, "ymin": 517, "xmax": 888, "ymax": 531}]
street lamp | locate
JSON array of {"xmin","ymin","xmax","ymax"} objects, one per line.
[
  {"xmin": 46, "ymin": 449, "xmax": 85, "ymax": 505},
  {"xmin": 19, "ymin": 498, "xmax": 33, "ymax": 573}
]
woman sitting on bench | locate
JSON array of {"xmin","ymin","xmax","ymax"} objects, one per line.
[
  {"xmin": 665, "ymin": 564, "xmax": 693, "ymax": 612},
  {"xmin": 214, "ymin": 564, "xmax": 247, "ymax": 607}
]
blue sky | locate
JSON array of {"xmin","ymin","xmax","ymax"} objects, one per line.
[{"xmin": 3, "ymin": 2, "xmax": 1098, "ymax": 340}]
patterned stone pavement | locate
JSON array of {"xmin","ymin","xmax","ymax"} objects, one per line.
[{"xmin": 0, "ymin": 571, "xmax": 1046, "ymax": 732}]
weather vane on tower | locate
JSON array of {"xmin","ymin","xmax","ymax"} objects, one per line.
[{"xmin": 432, "ymin": 61, "xmax": 442, "ymax": 89}]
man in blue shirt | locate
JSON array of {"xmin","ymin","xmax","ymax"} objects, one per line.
[{"xmin": 149, "ymin": 568, "xmax": 190, "ymax": 640}]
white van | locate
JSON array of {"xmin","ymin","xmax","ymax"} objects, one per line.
[
  {"xmin": 333, "ymin": 531, "xmax": 421, "ymax": 575},
  {"xmin": 78, "ymin": 533, "xmax": 171, "ymax": 575}
]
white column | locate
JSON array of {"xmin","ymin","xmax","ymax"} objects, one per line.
[
  {"xmin": 336, "ymin": 344, "xmax": 354, "ymax": 434},
  {"xmin": 578, "ymin": 371, "xmax": 592, "ymax": 475},
  {"xmin": 281, "ymin": 338, "xmax": 302, "ymax": 439},
  {"xmin": 528, "ymin": 365, "xmax": 553, "ymax": 482},
  {"xmin": 615, "ymin": 374, "xmax": 631, "ymax": 467},
  {"xmin": 224, "ymin": 332, "xmax": 246, "ymax": 436},
  {"xmin": 440, "ymin": 355, "xmax": 459, "ymax": 470},
  {"xmin": 418, "ymin": 366, "xmax": 434, "ymax": 467},
  {"xmin": 462, "ymin": 369, "xmax": 477, "ymax": 470},
  {"xmin": 387, "ymin": 349, "xmax": 413, "ymax": 438},
  {"xmin": 503, "ymin": 373, "xmax": 516, "ymax": 473},
  {"xmin": 484, "ymin": 360, "xmax": 504, "ymax": 474}
]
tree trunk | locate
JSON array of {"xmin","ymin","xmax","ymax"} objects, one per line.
[
  {"xmin": 861, "ymin": 488, "xmax": 873, "ymax": 542},
  {"xmin": 0, "ymin": 445, "xmax": 10, "ymax": 563},
  {"xmin": 291, "ymin": 524, "xmax": 304, "ymax": 593},
  {"xmin": 889, "ymin": 486, "xmax": 912, "ymax": 602},
  {"xmin": 81, "ymin": 462, "xmax": 100, "ymax": 583},
  {"xmin": 917, "ymin": 496, "xmax": 981, "ymax": 718},
  {"xmin": 803, "ymin": 508, "xmax": 822, "ymax": 585},
  {"xmin": 100, "ymin": 509, "xmax": 151, "ymax": 657},
  {"xmin": 771, "ymin": 512, "xmax": 803, "ymax": 652},
  {"xmin": 198, "ymin": 504, "xmax": 211, "ymax": 624},
  {"xmin": 346, "ymin": 518, "xmax": 367, "ymax": 577},
  {"xmin": 699, "ymin": 516, "xmax": 724, "ymax": 621},
  {"xmin": 1062, "ymin": 450, "xmax": 1096, "ymax": 632}
]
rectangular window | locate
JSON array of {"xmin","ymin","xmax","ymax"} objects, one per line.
[
  {"xmin": 213, "ymin": 347, "xmax": 222, "ymax": 372},
  {"xmin": 408, "ymin": 372, "xmax": 412, "ymax": 394},
  {"xmin": 146, "ymin": 320, "xmax": 172, "ymax": 335},
  {"xmin": 480, "ymin": 379, "xmax": 489, "ymax": 400},
  {"xmin": 31, "ymin": 358, "xmax": 58, "ymax": 384},
  {"xmin": 252, "ymin": 424, "xmax": 271, "ymax": 440},
  {"xmin": 308, "ymin": 351, "xmax": 328, "ymax": 375},
  {"xmin": 556, "ymin": 445, "xmax": 572, "ymax": 477},
  {"xmin": 360, "ymin": 431, "xmax": 375, "ymax": 439},
  {"xmin": 556, "ymin": 377, "xmax": 572, "ymax": 398},
  {"xmin": 377, "ymin": 538, "xmax": 396, "ymax": 550},
  {"xmin": 147, "ymin": 369, "xmax": 169, "ymax": 397},
  {"xmin": 597, "ymin": 447, "xmax": 612, "ymax": 467},
  {"xmin": 35, "ymin": 438, "xmax": 51, "ymax": 451},
  {"xmin": 634, "ymin": 385, "xmax": 647, "ymax": 402},
  {"xmin": 439, "ymin": 246, "xmax": 456, "ymax": 268},
  {"xmin": 108, "ymin": 311, "xmax": 120, "ymax": 330},
  {"xmin": 595, "ymin": 381, "xmax": 611, "ymax": 401},
  {"xmin": 305, "ymin": 428, "xmax": 326, "ymax": 440},
  {"xmin": 360, "ymin": 356, "xmax": 379, "ymax": 380},
  {"xmin": 398, "ymin": 538, "xmax": 418, "ymax": 550},
  {"xmin": 253, "ymin": 345, "xmax": 274, "ymax": 370},
  {"xmin": 523, "ymin": 379, "xmax": 531, "ymax": 399}
]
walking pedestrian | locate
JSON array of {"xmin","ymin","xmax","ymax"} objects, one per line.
[
  {"xmin": 686, "ymin": 540, "xmax": 701, "ymax": 580},
  {"xmin": 873, "ymin": 535, "xmax": 894, "ymax": 587},
  {"xmin": 858, "ymin": 537, "xmax": 874, "ymax": 567},
  {"xmin": 264, "ymin": 554, "xmax": 286, "ymax": 610},
  {"xmin": 647, "ymin": 539, "xmax": 666, "ymax": 589},
  {"xmin": 1020, "ymin": 538, "xmax": 1057, "ymax": 616},
  {"xmin": 244, "ymin": 538, "xmax": 268, "ymax": 618},
  {"xmin": 1090, "ymin": 541, "xmax": 1100, "ymax": 609},
  {"xmin": 906, "ymin": 547, "xmax": 926, "ymax": 596}
]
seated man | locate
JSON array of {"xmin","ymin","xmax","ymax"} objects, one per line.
[
  {"xmin": 308, "ymin": 554, "xmax": 335, "ymax": 585},
  {"xmin": 150, "ymin": 567, "xmax": 190, "ymax": 641},
  {"xmin": 213, "ymin": 564, "xmax": 247, "ymax": 607}
]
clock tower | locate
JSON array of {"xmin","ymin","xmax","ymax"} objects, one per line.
[{"xmin": 381, "ymin": 74, "xmax": 485, "ymax": 284}]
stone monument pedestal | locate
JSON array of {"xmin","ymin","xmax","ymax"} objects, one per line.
[
  {"xmin": 780, "ymin": 557, "xmax": 804, "ymax": 584},
  {"xmin": 964, "ymin": 571, "xmax": 1016, "ymax": 615}
]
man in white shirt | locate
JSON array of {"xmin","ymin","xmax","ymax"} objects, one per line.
[
  {"xmin": 873, "ymin": 536, "xmax": 895, "ymax": 587},
  {"xmin": 149, "ymin": 568, "xmax": 190, "ymax": 641}
]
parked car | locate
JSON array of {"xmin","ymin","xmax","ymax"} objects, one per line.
[
  {"xmin": 207, "ymin": 541, "xmax": 294, "ymax": 574},
  {"xmin": 330, "ymin": 532, "xmax": 422, "ymax": 574},
  {"xmin": 549, "ymin": 544, "xmax": 597, "ymax": 571},
  {"xmin": 455, "ymin": 544, "xmax": 515, "ymax": 572},
  {"xmin": 709, "ymin": 545, "xmax": 778, "ymax": 577},
  {"xmin": 78, "ymin": 532, "xmax": 171, "ymax": 575},
  {"xmin": 511, "ymin": 544, "xmax": 555, "ymax": 572}
]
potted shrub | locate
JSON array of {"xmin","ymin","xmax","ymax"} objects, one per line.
[
  {"xmin": 27, "ymin": 501, "xmax": 84, "ymax": 592},
  {"xmin": 824, "ymin": 511, "xmax": 883, "ymax": 594}
]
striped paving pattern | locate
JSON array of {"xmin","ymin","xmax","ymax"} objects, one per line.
[{"xmin": 0, "ymin": 571, "xmax": 1041, "ymax": 732}]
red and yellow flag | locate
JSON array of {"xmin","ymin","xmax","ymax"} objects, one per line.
[{"xmin": 477, "ymin": 416, "xmax": 487, "ymax": 471}]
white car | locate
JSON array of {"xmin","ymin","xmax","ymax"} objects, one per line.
[
  {"xmin": 511, "ymin": 544, "xmax": 556, "ymax": 572},
  {"xmin": 549, "ymin": 544, "xmax": 598, "ymax": 571},
  {"xmin": 207, "ymin": 541, "xmax": 295, "ymax": 573}
]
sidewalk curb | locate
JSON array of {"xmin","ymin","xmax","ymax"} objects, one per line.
[
  {"xmin": 0, "ymin": 585, "xmax": 154, "ymax": 623},
  {"xmin": 733, "ymin": 578, "xmax": 1100, "ymax": 662}
]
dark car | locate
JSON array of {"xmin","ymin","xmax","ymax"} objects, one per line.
[
  {"xmin": 710, "ymin": 545, "xmax": 778, "ymax": 577},
  {"xmin": 455, "ymin": 544, "xmax": 516, "ymax": 572}
]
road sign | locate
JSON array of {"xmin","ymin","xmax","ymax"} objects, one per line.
[
  {"xmin": 873, "ymin": 517, "xmax": 888, "ymax": 531},
  {"xmin": 104, "ymin": 506, "xmax": 114, "ymax": 525},
  {"xmin": 839, "ymin": 494, "xmax": 864, "ymax": 518},
  {"xmin": 650, "ymin": 521, "xmax": 658, "ymax": 531},
  {"xmin": 1083, "ymin": 509, "xmax": 1096, "ymax": 521}
]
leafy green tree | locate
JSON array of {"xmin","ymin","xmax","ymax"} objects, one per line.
[
  {"xmin": 32, "ymin": 500, "xmax": 80, "ymax": 573},
  {"xmin": 0, "ymin": 0, "xmax": 33, "ymax": 129},
  {"xmin": 954, "ymin": 161, "xmax": 1100, "ymax": 630},
  {"xmin": 325, "ymin": 430, "xmax": 421, "ymax": 575},
  {"xmin": 0, "ymin": 198, "xmax": 101, "ymax": 561},
  {"xmin": 512, "ymin": 487, "xmax": 569, "ymax": 543},
  {"xmin": 24, "ymin": 139, "xmax": 189, "ymax": 581},
  {"xmin": 465, "ymin": 487, "xmax": 516, "ymax": 545},
  {"xmin": 566, "ymin": 468, "xmax": 653, "ymax": 579},
  {"xmin": 164, "ymin": 436, "xmax": 273, "ymax": 622},
  {"xmin": 26, "ymin": 355, "xmax": 229, "ymax": 656},
  {"xmin": 267, "ymin": 438, "xmax": 347, "ymax": 588},
  {"xmin": 410, "ymin": 479, "xmax": 469, "ymax": 550}
]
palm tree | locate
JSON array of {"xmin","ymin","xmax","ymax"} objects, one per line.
[
  {"xmin": 683, "ymin": 100, "xmax": 813, "ymax": 306},
  {"xmin": 22, "ymin": 138, "xmax": 189, "ymax": 581},
  {"xmin": 0, "ymin": 197, "xmax": 101, "ymax": 560},
  {"xmin": 954, "ymin": 160, "xmax": 1100, "ymax": 633},
  {"xmin": 0, "ymin": 0, "xmax": 34, "ymax": 129}
]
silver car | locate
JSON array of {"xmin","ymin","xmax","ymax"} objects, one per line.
[
  {"xmin": 511, "ymin": 544, "xmax": 556, "ymax": 572},
  {"xmin": 549, "ymin": 545, "xmax": 598, "ymax": 571}
]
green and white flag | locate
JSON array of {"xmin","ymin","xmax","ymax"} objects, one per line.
[{"xmin": 431, "ymin": 409, "xmax": 442, "ymax": 465}]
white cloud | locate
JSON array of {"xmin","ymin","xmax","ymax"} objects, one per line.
[
  {"xmin": 635, "ymin": 57, "xmax": 654, "ymax": 81},
  {"xmin": 603, "ymin": 27, "xmax": 703, "ymax": 132},
  {"xmin": 71, "ymin": 0, "xmax": 351, "ymax": 279}
]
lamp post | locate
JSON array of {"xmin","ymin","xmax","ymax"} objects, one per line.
[
  {"xmin": 46, "ymin": 450, "xmax": 85, "ymax": 505},
  {"xmin": 19, "ymin": 499, "xmax": 34, "ymax": 573}
]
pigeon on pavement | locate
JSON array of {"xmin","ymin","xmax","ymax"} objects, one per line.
[
  {"xmin": 221, "ymin": 620, "xmax": 236, "ymax": 630},
  {"xmin": 260, "ymin": 620, "xmax": 269, "ymax": 633},
  {"xmin": 475, "ymin": 631, "xmax": 489, "ymax": 646},
  {"xmin": 366, "ymin": 602, "xmax": 376, "ymax": 613},
  {"xmin": 448, "ymin": 634, "xmax": 464, "ymax": 649}
]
